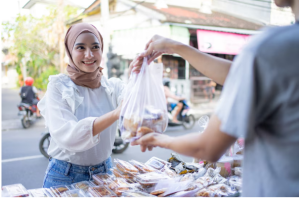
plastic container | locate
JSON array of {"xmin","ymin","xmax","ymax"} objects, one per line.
[
  {"xmin": 88, "ymin": 186, "xmax": 117, "ymax": 197},
  {"xmin": 114, "ymin": 159, "xmax": 139, "ymax": 174},
  {"xmin": 50, "ymin": 185, "xmax": 73, "ymax": 197},
  {"xmin": 107, "ymin": 178, "xmax": 135, "ymax": 196},
  {"xmin": 28, "ymin": 188, "xmax": 51, "ymax": 197},
  {"xmin": 59, "ymin": 189, "xmax": 86, "ymax": 197},
  {"xmin": 112, "ymin": 167, "xmax": 135, "ymax": 180},
  {"xmin": 160, "ymin": 165, "xmax": 177, "ymax": 178},
  {"xmin": 92, "ymin": 173, "xmax": 117, "ymax": 185},
  {"xmin": 136, "ymin": 172, "xmax": 170, "ymax": 186},
  {"xmin": 129, "ymin": 160, "xmax": 155, "ymax": 173},
  {"xmin": 145, "ymin": 157, "xmax": 168, "ymax": 170},
  {"xmin": 2, "ymin": 183, "xmax": 29, "ymax": 197},
  {"xmin": 71, "ymin": 181, "xmax": 95, "ymax": 192},
  {"xmin": 122, "ymin": 190, "xmax": 156, "ymax": 197}
]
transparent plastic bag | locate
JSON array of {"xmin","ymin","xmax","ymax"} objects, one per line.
[{"xmin": 119, "ymin": 58, "xmax": 168, "ymax": 142}]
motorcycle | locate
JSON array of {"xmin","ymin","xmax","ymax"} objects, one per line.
[
  {"xmin": 39, "ymin": 129, "xmax": 129, "ymax": 158},
  {"xmin": 167, "ymin": 100, "xmax": 195, "ymax": 129},
  {"xmin": 17, "ymin": 102, "xmax": 38, "ymax": 129}
]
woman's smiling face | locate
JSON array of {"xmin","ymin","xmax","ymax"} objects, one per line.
[{"xmin": 72, "ymin": 32, "xmax": 102, "ymax": 73}]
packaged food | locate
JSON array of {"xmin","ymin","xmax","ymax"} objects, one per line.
[
  {"xmin": 216, "ymin": 156, "xmax": 233, "ymax": 178},
  {"xmin": 2, "ymin": 184, "xmax": 29, "ymax": 197},
  {"xmin": 129, "ymin": 160, "xmax": 155, "ymax": 173},
  {"xmin": 71, "ymin": 181, "xmax": 95, "ymax": 192},
  {"xmin": 160, "ymin": 165, "xmax": 177, "ymax": 177},
  {"xmin": 122, "ymin": 190, "xmax": 156, "ymax": 197},
  {"xmin": 232, "ymin": 155, "xmax": 243, "ymax": 168},
  {"xmin": 136, "ymin": 172, "xmax": 170, "ymax": 185},
  {"xmin": 145, "ymin": 157, "xmax": 169, "ymax": 170},
  {"xmin": 119, "ymin": 58, "xmax": 168, "ymax": 142},
  {"xmin": 228, "ymin": 176, "xmax": 242, "ymax": 191},
  {"xmin": 112, "ymin": 167, "xmax": 135, "ymax": 179},
  {"xmin": 194, "ymin": 176, "xmax": 214, "ymax": 187},
  {"xmin": 60, "ymin": 189, "xmax": 86, "ymax": 197},
  {"xmin": 234, "ymin": 167, "xmax": 242, "ymax": 176},
  {"xmin": 108, "ymin": 178, "xmax": 135, "ymax": 196},
  {"xmin": 208, "ymin": 184, "xmax": 230, "ymax": 193},
  {"xmin": 180, "ymin": 173, "xmax": 195, "ymax": 182},
  {"xmin": 115, "ymin": 159, "xmax": 139, "ymax": 174},
  {"xmin": 88, "ymin": 186, "xmax": 117, "ymax": 197},
  {"xmin": 150, "ymin": 188, "xmax": 167, "ymax": 196},
  {"xmin": 195, "ymin": 188, "xmax": 213, "ymax": 197},
  {"xmin": 50, "ymin": 185, "xmax": 72, "ymax": 197},
  {"xmin": 213, "ymin": 174, "xmax": 228, "ymax": 185},
  {"xmin": 28, "ymin": 188, "xmax": 50, "ymax": 197},
  {"xmin": 204, "ymin": 167, "xmax": 221, "ymax": 178}
]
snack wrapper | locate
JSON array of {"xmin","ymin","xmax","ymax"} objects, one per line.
[
  {"xmin": 129, "ymin": 160, "xmax": 156, "ymax": 173},
  {"xmin": 88, "ymin": 186, "xmax": 117, "ymax": 197},
  {"xmin": 145, "ymin": 157, "xmax": 170, "ymax": 170},
  {"xmin": 50, "ymin": 185, "xmax": 73, "ymax": 197},
  {"xmin": 2, "ymin": 184, "xmax": 29, "ymax": 197},
  {"xmin": 71, "ymin": 181, "xmax": 95, "ymax": 192},
  {"xmin": 115, "ymin": 159, "xmax": 139, "ymax": 174}
]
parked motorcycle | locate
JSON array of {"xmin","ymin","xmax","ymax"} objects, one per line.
[
  {"xmin": 167, "ymin": 100, "xmax": 195, "ymax": 129},
  {"xmin": 39, "ymin": 129, "xmax": 129, "ymax": 158},
  {"xmin": 17, "ymin": 102, "xmax": 38, "ymax": 128}
]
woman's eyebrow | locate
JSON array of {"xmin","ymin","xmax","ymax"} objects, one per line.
[
  {"xmin": 75, "ymin": 43, "xmax": 85, "ymax": 46},
  {"xmin": 92, "ymin": 42, "xmax": 100, "ymax": 45}
]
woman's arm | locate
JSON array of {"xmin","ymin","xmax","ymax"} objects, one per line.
[
  {"xmin": 138, "ymin": 35, "xmax": 232, "ymax": 85},
  {"xmin": 132, "ymin": 114, "xmax": 236, "ymax": 162}
]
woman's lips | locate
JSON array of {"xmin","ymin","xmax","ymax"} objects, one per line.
[{"xmin": 82, "ymin": 60, "xmax": 96, "ymax": 66}]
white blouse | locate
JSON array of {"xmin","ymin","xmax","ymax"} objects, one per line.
[{"xmin": 38, "ymin": 74, "xmax": 124, "ymax": 166}]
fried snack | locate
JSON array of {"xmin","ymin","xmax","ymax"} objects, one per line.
[
  {"xmin": 196, "ymin": 189, "xmax": 210, "ymax": 197},
  {"xmin": 161, "ymin": 166, "xmax": 177, "ymax": 177},
  {"xmin": 51, "ymin": 186, "xmax": 69, "ymax": 195},
  {"xmin": 115, "ymin": 159, "xmax": 139, "ymax": 173},
  {"xmin": 137, "ymin": 126, "xmax": 153, "ymax": 137},
  {"xmin": 92, "ymin": 173, "xmax": 116, "ymax": 185},
  {"xmin": 123, "ymin": 116, "xmax": 140, "ymax": 132},
  {"xmin": 88, "ymin": 186, "xmax": 117, "ymax": 197},
  {"xmin": 150, "ymin": 188, "xmax": 167, "ymax": 195},
  {"xmin": 129, "ymin": 160, "xmax": 155, "ymax": 173},
  {"xmin": 112, "ymin": 167, "xmax": 135, "ymax": 179}
]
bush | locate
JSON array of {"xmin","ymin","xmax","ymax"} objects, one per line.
[{"xmin": 35, "ymin": 67, "xmax": 59, "ymax": 90}]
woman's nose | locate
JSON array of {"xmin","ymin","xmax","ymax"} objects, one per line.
[{"xmin": 85, "ymin": 49, "xmax": 94, "ymax": 58}]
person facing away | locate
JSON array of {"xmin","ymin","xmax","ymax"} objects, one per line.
[{"xmin": 131, "ymin": 0, "xmax": 299, "ymax": 196}]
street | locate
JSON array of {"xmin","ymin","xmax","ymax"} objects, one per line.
[{"xmin": 2, "ymin": 88, "xmax": 202, "ymax": 189}]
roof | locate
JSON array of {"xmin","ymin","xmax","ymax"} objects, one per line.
[
  {"xmin": 135, "ymin": 2, "xmax": 263, "ymax": 30},
  {"xmin": 23, "ymin": 0, "xmax": 84, "ymax": 9}
]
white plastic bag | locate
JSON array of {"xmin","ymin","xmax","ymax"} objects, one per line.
[{"xmin": 119, "ymin": 58, "xmax": 168, "ymax": 142}]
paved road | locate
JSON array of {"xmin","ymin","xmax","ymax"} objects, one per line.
[{"xmin": 2, "ymin": 88, "xmax": 203, "ymax": 190}]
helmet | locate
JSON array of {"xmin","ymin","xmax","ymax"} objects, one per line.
[
  {"xmin": 163, "ymin": 78, "xmax": 170, "ymax": 87},
  {"xmin": 24, "ymin": 77, "xmax": 34, "ymax": 86}
]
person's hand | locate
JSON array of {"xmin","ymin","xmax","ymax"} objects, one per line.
[
  {"xmin": 114, "ymin": 101, "xmax": 123, "ymax": 120},
  {"xmin": 128, "ymin": 54, "xmax": 144, "ymax": 75},
  {"xmin": 140, "ymin": 35, "xmax": 180, "ymax": 64},
  {"xmin": 131, "ymin": 132, "xmax": 173, "ymax": 152}
]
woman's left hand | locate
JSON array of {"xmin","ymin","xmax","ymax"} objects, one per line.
[{"xmin": 128, "ymin": 54, "xmax": 144, "ymax": 75}]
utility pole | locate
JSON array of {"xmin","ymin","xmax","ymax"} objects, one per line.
[
  {"xmin": 57, "ymin": 0, "xmax": 65, "ymax": 73},
  {"xmin": 101, "ymin": 0, "xmax": 110, "ymax": 77}
]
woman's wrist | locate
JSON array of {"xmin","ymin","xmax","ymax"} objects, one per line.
[{"xmin": 112, "ymin": 109, "xmax": 120, "ymax": 121}]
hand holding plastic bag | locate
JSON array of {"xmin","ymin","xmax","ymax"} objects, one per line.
[{"xmin": 119, "ymin": 58, "xmax": 168, "ymax": 142}]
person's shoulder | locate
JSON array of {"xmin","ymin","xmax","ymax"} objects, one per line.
[
  {"xmin": 250, "ymin": 24, "xmax": 298, "ymax": 56},
  {"xmin": 105, "ymin": 77, "xmax": 124, "ymax": 88},
  {"xmin": 47, "ymin": 73, "xmax": 76, "ymax": 92}
]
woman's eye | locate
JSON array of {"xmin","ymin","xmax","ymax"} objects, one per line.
[
  {"xmin": 77, "ymin": 46, "xmax": 85, "ymax": 50},
  {"xmin": 93, "ymin": 45, "xmax": 100, "ymax": 49}
]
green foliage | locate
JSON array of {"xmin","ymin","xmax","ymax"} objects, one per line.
[
  {"xmin": 35, "ymin": 66, "xmax": 59, "ymax": 90},
  {"xmin": 1, "ymin": 5, "xmax": 79, "ymax": 90}
]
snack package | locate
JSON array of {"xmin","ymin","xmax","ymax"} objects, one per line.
[
  {"xmin": 180, "ymin": 173, "xmax": 195, "ymax": 182},
  {"xmin": 122, "ymin": 190, "xmax": 156, "ymax": 197},
  {"xmin": 228, "ymin": 176, "xmax": 242, "ymax": 191},
  {"xmin": 194, "ymin": 176, "xmax": 214, "ymax": 188},
  {"xmin": 28, "ymin": 188, "xmax": 51, "ymax": 197},
  {"xmin": 216, "ymin": 156, "xmax": 233, "ymax": 178},
  {"xmin": 160, "ymin": 165, "xmax": 177, "ymax": 178},
  {"xmin": 204, "ymin": 167, "xmax": 221, "ymax": 178},
  {"xmin": 115, "ymin": 159, "xmax": 139, "ymax": 174},
  {"xmin": 129, "ymin": 160, "xmax": 156, "ymax": 173},
  {"xmin": 112, "ymin": 167, "xmax": 136, "ymax": 180},
  {"xmin": 50, "ymin": 185, "xmax": 73, "ymax": 197},
  {"xmin": 136, "ymin": 172, "xmax": 170, "ymax": 186},
  {"xmin": 2, "ymin": 184, "xmax": 29, "ymax": 197},
  {"xmin": 92, "ymin": 173, "xmax": 117, "ymax": 186},
  {"xmin": 169, "ymin": 188, "xmax": 200, "ymax": 197},
  {"xmin": 234, "ymin": 167, "xmax": 242, "ymax": 176},
  {"xmin": 88, "ymin": 186, "xmax": 117, "ymax": 197},
  {"xmin": 157, "ymin": 181, "xmax": 192, "ymax": 197},
  {"xmin": 195, "ymin": 188, "xmax": 217, "ymax": 197},
  {"xmin": 59, "ymin": 189, "xmax": 86, "ymax": 197},
  {"xmin": 119, "ymin": 58, "xmax": 168, "ymax": 142},
  {"xmin": 71, "ymin": 181, "xmax": 95, "ymax": 192},
  {"xmin": 145, "ymin": 157, "xmax": 169, "ymax": 170},
  {"xmin": 108, "ymin": 178, "xmax": 135, "ymax": 196}
]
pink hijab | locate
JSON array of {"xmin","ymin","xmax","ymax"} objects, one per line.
[{"xmin": 65, "ymin": 23, "xmax": 104, "ymax": 88}]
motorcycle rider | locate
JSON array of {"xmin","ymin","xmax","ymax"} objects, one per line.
[
  {"xmin": 163, "ymin": 78, "xmax": 185, "ymax": 123},
  {"xmin": 19, "ymin": 77, "xmax": 41, "ymax": 117}
]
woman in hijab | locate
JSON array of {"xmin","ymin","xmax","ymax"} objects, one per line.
[{"xmin": 38, "ymin": 23, "xmax": 143, "ymax": 188}]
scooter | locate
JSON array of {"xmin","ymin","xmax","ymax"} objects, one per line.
[
  {"xmin": 17, "ymin": 101, "xmax": 38, "ymax": 129},
  {"xmin": 167, "ymin": 100, "xmax": 195, "ymax": 129},
  {"xmin": 39, "ymin": 128, "xmax": 129, "ymax": 158}
]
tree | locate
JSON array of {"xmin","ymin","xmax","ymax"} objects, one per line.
[{"xmin": 1, "ymin": 5, "xmax": 79, "ymax": 90}]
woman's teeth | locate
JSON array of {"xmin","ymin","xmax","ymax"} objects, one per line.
[{"xmin": 83, "ymin": 61, "xmax": 95, "ymax": 64}]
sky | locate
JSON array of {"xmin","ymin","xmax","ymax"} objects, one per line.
[{"xmin": 0, "ymin": 0, "xmax": 95, "ymax": 23}]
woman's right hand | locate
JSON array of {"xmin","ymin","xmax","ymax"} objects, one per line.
[{"xmin": 140, "ymin": 35, "xmax": 181, "ymax": 64}]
